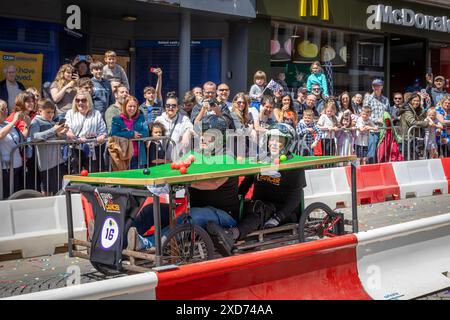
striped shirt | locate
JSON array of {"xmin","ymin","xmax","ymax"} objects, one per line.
[
  {"xmin": 65, "ymin": 109, "xmax": 107, "ymax": 140},
  {"xmin": 363, "ymin": 93, "xmax": 389, "ymax": 124}
]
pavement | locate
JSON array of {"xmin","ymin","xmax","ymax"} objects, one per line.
[{"xmin": 1, "ymin": 194, "xmax": 450, "ymax": 299}]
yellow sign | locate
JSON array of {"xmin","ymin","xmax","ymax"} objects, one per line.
[
  {"xmin": 0, "ymin": 51, "xmax": 43, "ymax": 91},
  {"xmin": 299, "ymin": 0, "xmax": 330, "ymax": 21}
]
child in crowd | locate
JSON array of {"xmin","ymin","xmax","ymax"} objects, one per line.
[
  {"xmin": 296, "ymin": 109, "xmax": 322, "ymax": 156},
  {"xmin": 336, "ymin": 110, "xmax": 355, "ymax": 156},
  {"xmin": 90, "ymin": 61, "xmax": 115, "ymax": 116},
  {"xmin": 147, "ymin": 121, "xmax": 166, "ymax": 166},
  {"xmin": 102, "ymin": 50, "xmax": 130, "ymax": 90},
  {"xmin": 355, "ymin": 106, "xmax": 378, "ymax": 165},
  {"xmin": 139, "ymin": 68, "xmax": 163, "ymax": 124},
  {"xmin": 316, "ymin": 100, "xmax": 339, "ymax": 155},
  {"xmin": 307, "ymin": 61, "xmax": 328, "ymax": 98},
  {"xmin": 425, "ymin": 107, "xmax": 443, "ymax": 158},
  {"xmin": 29, "ymin": 99, "xmax": 68, "ymax": 195},
  {"xmin": 249, "ymin": 70, "xmax": 266, "ymax": 111}
]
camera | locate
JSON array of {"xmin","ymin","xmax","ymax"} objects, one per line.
[{"xmin": 208, "ymin": 99, "xmax": 218, "ymax": 107}]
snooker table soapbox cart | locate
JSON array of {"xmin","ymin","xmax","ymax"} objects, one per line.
[{"xmin": 63, "ymin": 152, "xmax": 359, "ymax": 275}]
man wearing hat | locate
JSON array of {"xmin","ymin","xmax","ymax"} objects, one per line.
[
  {"xmin": 363, "ymin": 79, "xmax": 390, "ymax": 164},
  {"xmin": 426, "ymin": 75, "xmax": 448, "ymax": 107},
  {"xmin": 293, "ymin": 87, "xmax": 308, "ymax": 118}
]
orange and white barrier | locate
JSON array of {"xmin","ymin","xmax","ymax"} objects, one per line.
[{"xmin": 4, "ymin": 212, "xmax": 450, "ymax": 300}]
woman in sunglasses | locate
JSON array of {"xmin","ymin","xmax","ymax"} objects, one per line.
[
  {"xmin": 65, "ymin": 92, "xmax": 107, "ymax": 173},
  {"xmin": 154, "ymin": 92, "xmax": 194, "ymax": 160}
]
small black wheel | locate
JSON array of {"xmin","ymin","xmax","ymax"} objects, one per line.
[
  {"xmin": 161, "ymin": 224, "xmax": 214, "ymax": 265},
  {"xmin": 298, "ymin": 202, "xmax": 345, "ymax": 242},
  {"xmin": 7, "ymin": 189, "xmax": 43, "ymax": 200}
]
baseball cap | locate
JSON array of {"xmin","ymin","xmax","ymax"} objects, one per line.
[
  {"xmin": 435, "ymin": 75, "xmax": 445, "ymax": 81},
  {"xmin": 372, "ymin": 79, "xmax": 384, "ymax": 86}
]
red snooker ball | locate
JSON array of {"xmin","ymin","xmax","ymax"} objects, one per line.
[
  {"xmin": 183, "ymin": 159, "xmax": 192, "ymax": 166},
  {"xmin": 273, "ymin": 158, "xmax": 280, "ymax": 165},
  {"xmin": 81, "ymin": 169, "xmax": 89, "ymax": 176},
  {"xmin": 188, "ymin": 155, "xmax": 195, "ymax": 162},
  {"xmin": 170, "ymin": 162, "xmax": 177, "ymax": 170},
  {"xmin": 179, "ymin": 166, "xmax": 187, "ymax": 174}
]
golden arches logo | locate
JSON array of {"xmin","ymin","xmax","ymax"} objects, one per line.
[{"xmin": 299, "ymin": 0, "xmax": 330, "ymax": 21}]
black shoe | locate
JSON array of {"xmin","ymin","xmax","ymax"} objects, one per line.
[{"xmin": 206, "ymin": 222, "xmax": 235, "ymax": 257}]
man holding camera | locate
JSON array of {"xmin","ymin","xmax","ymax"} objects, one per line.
[{"xmin": 191, "ymin": 81, "xmax": 234, "ymax": 129}]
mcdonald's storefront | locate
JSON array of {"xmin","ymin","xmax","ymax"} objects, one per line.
[{"xmin": 255, "ymin": 0, "xmax": 450, "ymax": 96}]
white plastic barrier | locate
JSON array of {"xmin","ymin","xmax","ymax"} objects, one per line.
[
  {"xmin": 2, "ymin": 272, "xmax": 158, "ymax": 300},
  {"xmin": 356, "ymin": 213, "xmax": 450, "ymax": 300},
  {"xmin": 0, "ymin": 195, "xmax": 86, "ymax": 258},
  {"xmin": 391, "ymin": 159, "xmax": 448, "ymax": 199},
  {"xmin": 304, "ymin": 167, "xmax": 351, "ymax": 209}
]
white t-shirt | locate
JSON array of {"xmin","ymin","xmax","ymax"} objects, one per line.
[
  {"xmin": 6, "ymin": 81, "xmax": 23, "ymax": 113},
  {"xmin": 0, "ymin": 122, "xmax": 23, "ymax": 169},
  {"xmin": 355, "ymin": 117, "xmax": 376, "ymax": 146},
  {"xmin": 155, "ymin": 112, "xmax": 193, "ymax": 159},
  {"xmin": 317, "ymin": 114, "xmax": 337, "ymax": 139}
]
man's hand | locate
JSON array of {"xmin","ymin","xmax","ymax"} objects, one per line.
[
  {"xmin": 133, "ymin": 131, "xmax": 142, "ymax": 139},
  {"xmin": 311, "ymin": 141, "xmax": 318, "ymax": 149}
]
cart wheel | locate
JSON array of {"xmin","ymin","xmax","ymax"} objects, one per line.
[
  {"xmin": 90, "ymin": 261, "xmax": 123, "ymax": 276},
  {"xmin": 298, "ymin": 202, "xmax": 345, "ymax": 243},
  {"xmin": 161, "ymin": 224, "xmax": 214, "ymax": 265},
  {"xmin": 7, "ymin": 189, "xmax": 43, "ymax": 200}
]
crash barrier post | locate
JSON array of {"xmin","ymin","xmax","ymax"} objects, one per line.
[
  {"xmin": 440, "ymin": 157, "xmax": 450, "ymax": 193},
  {"xmin": 304, "ymin": 166, "xmax": 351, "ymax": 209},
  {"xmin": 356, "ymin": 213, "xmax": 450, "ymax": 300},
  {"xmin": 2, "ymin": 272, "xmax": 158, "ymax": 300},
  {"xmin": 345, "ymin": 163, "xmax": 400, "ymax": 205},
  {"xmin": 0, "ymin": 194, "xmax": 86, "ymax": 258},
  {"xmin": 155, "ymin": 234, "xmax": 371, "ymax": 300},
  {"xmin": 391, "ymin": 159, "xmax": 448, "ymax": 199}
]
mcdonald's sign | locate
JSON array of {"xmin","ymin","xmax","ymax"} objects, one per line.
[{"xmin": 299, "ymin": 0, "xmax": 330, "ymax": 21}]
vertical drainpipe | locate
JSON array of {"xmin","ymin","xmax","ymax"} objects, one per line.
[{"xmin": 179, "ymin": 9, "xmax": 191, "ymax": 97}]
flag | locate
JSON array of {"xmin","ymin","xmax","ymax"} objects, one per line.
[{"xmin": 265, "ymin": 79, "xmax": 283, "ymax": 93}]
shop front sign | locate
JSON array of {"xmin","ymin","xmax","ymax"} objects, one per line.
[
  {"xmin": 299, "ymin": 0, "xmax": 329, "ymax": 21},
  {"xmin": 367, "ymin": 4, "xmax": 450, "ymax": 33}
]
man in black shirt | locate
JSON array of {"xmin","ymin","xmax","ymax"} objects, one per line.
[
  {"xmin": 128, "ymin": 115, "xmax": 239, "ymax": 251},
  {"xmin": 207, "ymin": 123, "xmax": 306, "ymax": 256}
]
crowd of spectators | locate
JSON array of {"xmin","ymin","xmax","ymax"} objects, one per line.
[{"xmin": 0, "ymin": 53, "xmax": 449, "ymax": 198}]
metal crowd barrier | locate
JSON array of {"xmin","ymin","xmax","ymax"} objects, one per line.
[{"xmin": 2, "ymin": 137, "xmax": 177, "ymax": 200}]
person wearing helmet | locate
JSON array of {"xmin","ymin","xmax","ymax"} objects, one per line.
[
  {"xmin": 206, "ymin": 123, "xmax": 306, "ymax": 257},
  {"xmin": 127, "ymin": 114, "xmax": 240, "ymax": 251}
]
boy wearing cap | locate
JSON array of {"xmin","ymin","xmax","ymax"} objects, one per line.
[
  {"xmin": 426, "ymin": 75, "xmax": 447, "ymax": 107},
  {"xmin": 363, "ymin": 79, "xmax": 389, "ymax": 164}
]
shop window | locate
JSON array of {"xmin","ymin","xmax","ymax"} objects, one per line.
[{"xmin": 270, "ymin": 21, "xmax": 385, "ymax": 96}]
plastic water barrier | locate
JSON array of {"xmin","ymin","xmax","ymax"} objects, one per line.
[
  {"xmin": 356, "ymin": 213, "xmax": 450, "ymax": 300},
  {"xmin": 0, "ymin": 195, "xmax": 86, "ymax": 258},
  {"xmin": 2, "ymin": 272, "xmax": 158, "ymax": 300},
  {"xmin": 391, "ymin": 159, "xmax": 448, "ymax": 199},
  {"xmin": 155, "ymin": 235, "xmax": 371, "ymax": 300}
]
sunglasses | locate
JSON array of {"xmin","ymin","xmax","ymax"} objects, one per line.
[
  {"xmin": 236, "ymin": 101, "xmax": 246, "ymax": 105},
  {"xmin": 394, "ymin": 97, "xmax": 403, "ymax": 100},
  {"xmin": 312, "ymin": 88, "xmax": 321, "ymax": 91},
  {"xmin": 165, "ymin": 104, "xmax": 177, "ymax": 109},
  {"xmin": 75, "ymin": 98, "xmax": 87, "ymax": 103}
]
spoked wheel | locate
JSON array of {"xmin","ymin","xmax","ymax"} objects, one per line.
[
  {"xmin": 161, "ymin": 224, "xmax": 214, "ymax": 265},
  {"xmin": 298, "ymin": 202, "xmax": 345, "ymax": 242}
]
